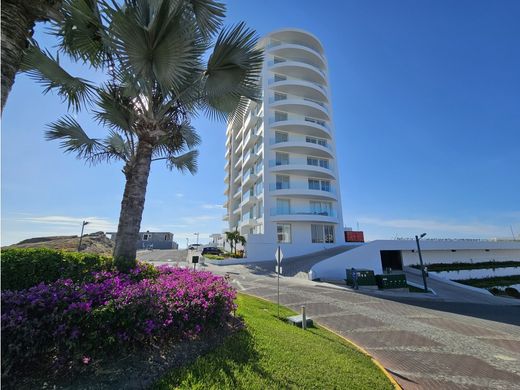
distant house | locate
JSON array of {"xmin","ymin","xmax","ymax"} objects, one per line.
[{"xmin": 107, "ymin": 231, "xmax": 178, "ymax": 250}]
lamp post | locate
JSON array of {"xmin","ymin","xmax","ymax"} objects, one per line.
[
  {"xmin": 78, "ymin": 221, "xmax": 89, "ymax": 252},
  {"xmin": 194, "ymin": 232, "xmax": 199, "ymax": 245},
  {"xmin": 415, "ymin": 233, "xmax": 428, "ymax": 292},
  {"xmin": 186, "ymin": 238, "xmax": 189, "ymax": 249}
]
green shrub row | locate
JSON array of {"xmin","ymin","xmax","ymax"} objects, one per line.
[{"xmin": 1, "ymin": 248, "xmax": 114, "ymax": 291}]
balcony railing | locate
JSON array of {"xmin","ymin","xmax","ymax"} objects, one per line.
[
  {"xmin": 270, "ymin": 208, "xmax": 337, "ymax": 217},
  {"xmin": 268, "ymin": 183, "xmax": 336, "ymax": 194},
  {"xmin": 269, "ymin": 136, "xmax": 330, "ymax": 149},
  {"xmin": 268, "ymin": 158, "xmax": 333, "ymax": 171}
]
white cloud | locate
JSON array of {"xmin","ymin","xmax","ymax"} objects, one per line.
[
  {"xmin": 357, "ymin": 216, "xmax": 509, "ymax": 238},
  {"xmin": 19, "ymin": 215, "xmax": 116, "ymax": 231},
  {"xmin": 201, "ymin": 203, "xmax": 224, "ymax": 210}
]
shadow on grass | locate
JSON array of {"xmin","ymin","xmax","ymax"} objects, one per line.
[{"xmin": 154, "ymin": 325, "xmax": 300, "ymax": 389}]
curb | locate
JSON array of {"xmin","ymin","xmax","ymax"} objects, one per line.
[{"xmin": 239, "ymin": 291, "xmax": 401, "ymax": 390}]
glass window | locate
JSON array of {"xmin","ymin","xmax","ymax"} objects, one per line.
[
  {"xmin": 308, "ymin": 179, "xmax": 320, "ymax": 190},
  {"xmin": 319, "ymin": 159, "xmax": 329, "ymax": 169},
  {"xmin": 321, "ymin": 180, "xmax": 331, "ymax": 192},
  {"xmin": 273, "ymin": 56, "xmax": 285, "ymax": 64},
  {"xmin": 307, "ymin": 157, "xmax": 318, "ymax": 166},
  {"xmin": 311, "ymin": 224, "xmax": 335, "ymax": 243},
  {"xmin": 317, "ymin": 139, "xmax": 327, "ymax": 147},
  {"xmin": 277, "ymin": 224, "xmax": 291, "ymax": 243},
  {"xmin": 143, "ymin": 234, "xmax": 151, "ymax": 241},
  {"xmin": 275, "ymin": 152, "xmax": 289, "ymax": 166},
  {"xmin": 274, "ymin": 74, "xmax": 287, "ymax": 82},
  {"xmin": 275, "ymin": 111, "xmax": 288, "ymax": 122},
  {"xmin": 276, "ymin": 199, "xmax": 290, "ymax": 214},
  {"xmin": 275, "ymin": 131, "xmax": 288, "ymax": 143},
  {"xmin": 306, "ymin": 136, "xmax": 317, "ymax": 144},
  {"xmin": 324, "ymin": 225, "xmax": 335, "ymax": 243},
  {"xmin": 274, "ymin": 92, "xmax": 287, "ymax": 101},
  {"xmin": 276, "ymin": 175, "xmax": 290, "ymax": 190}
]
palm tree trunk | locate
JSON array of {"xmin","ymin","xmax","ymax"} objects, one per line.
[
  {"xmin": 113, "ymin": 140, "xmax": 153, "ymax": 271},
  {"xmin": 1, "ymin": 1, "xmax": 34, "ymax": 112}
]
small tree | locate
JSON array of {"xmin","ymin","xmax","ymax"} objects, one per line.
[
  {"xmin": 22, "ymin": 0, "xmax": 263, "ymax": 271},
  {"xmin": 225, "ymin": 229, "xmax": 246, "ymax": 255}
]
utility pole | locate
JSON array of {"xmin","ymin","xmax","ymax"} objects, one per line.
[
  {"xmin": 415, "ymin": 233, "xmax": 428, "ymax": 292},
  {"xmin": 78, "ymin": 221, "xmax": 89, "ymax": 252}
]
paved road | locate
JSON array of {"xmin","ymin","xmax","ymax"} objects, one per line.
[
  {"xmin": 203, "ymin": 263, "xmax": 520, "ymax": 390},
  {"xmin": 137, "ymin": 249, "xmax": 187, "ymax": 263}
]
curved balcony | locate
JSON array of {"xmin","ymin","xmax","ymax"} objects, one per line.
[
  {"xmin": 268, "ymin": 29, "xmax": 325, "ymax": 56},
  {"xmin": 270, "ymin": 61, "xmax": 327, "ymax": 85},
  {"xmin": 269, "ymin": 159, "xmax": 335, "ymax": 179},
  {"xmin": 270, "ymin": 79, "xmax": 328, "ymax": 102},
  {"xmin": 268, "ymin": 183, "xmax": 337, "ymax": 201},
  {"xmin": 270, "ymin": 139, "xmax": 333, "ymax": 159},
  {"xmin": 270, "ymin": 98, "xmax": 329, "ymax": 121},
  {"xmin": 270, "ymin": 118, "xmax": 330, "ymax": 138},
  {"xmin": 270, "ymin": 208, "xmax": 338, "ymax": 223},
  {"xmin": 267, "ymin": 43, "xmax": 326, "ymax": 69}
]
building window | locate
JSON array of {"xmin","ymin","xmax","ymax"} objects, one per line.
[
  {"xmin": 276, "ymin": 175, "xmax": 290, "ymax": 190},
  {"xmin": 308, "ymin": 178, "xmax": 331, "ymax": 192},
  {"xmin": 273, "ymin": 56, "xmax": 285, "ymax": 64},
  {"xmin": 164, "ymin": 234, "xmax": 170, "ymax": 240},
  {"xmin": 306, "ymin": 136, "xmax": 328, "ymax": 147},
  {"xmin": 310, "ymin": 201, "xmax": 332, "ymax": 215},
  {"xmin": 277, "ymin": 224, "xmax": 291, "ymax": 243},
  {"xmin": 274, "ymin": 92, "xmax": 287, "ymax": 101},
  {"xmin": 276, "ymin": 199, "xmax": 291, "ymax": 214},
  {"xmin": 275, "ymin": 152, "xmax": 289, "ymax": 166},
  {"xmin": 311, "ymin": 224, "xmax": 335, "ymax": 243},
  {"xmin": 275, "ymin": 131, "xmax": 288, "ymax": 143},
  {"xmin": 274, "ymin": 73, "xmax": 287, "ymax": 82},
  {"xmin": 307, "ymin": 157, "xmax": 319, "ymax": 166},
  {"xmin": 143, "ymin": 234, "xmax": 151, "ymax": 241},
  {"xmin": 275, "ymin": 111, "xmax": 288, "ymax": 122}
]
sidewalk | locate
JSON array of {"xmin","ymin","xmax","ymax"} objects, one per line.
[{"xmin": 220, "ymin": 265, "xmax": 520, "ymax": 390}]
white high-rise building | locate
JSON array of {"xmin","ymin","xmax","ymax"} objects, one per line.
[{"xmin": 223, "ymin": 28, "xmax": 344, "ymax": 260}]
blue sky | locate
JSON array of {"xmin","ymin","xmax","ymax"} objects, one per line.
[{"xmin": 2, "ymin": 0, "xmax": 520, "ymax": 247}]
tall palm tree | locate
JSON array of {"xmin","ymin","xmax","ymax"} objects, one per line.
[
  {"xmin": 225, "ymin": 229, "xmax": 246, "ymax": 255},
  {"xmin": 1, "ymin": 0, "xmax": 63, "ymax": 112},
  {"xmin": 22, "ymin": 0, "xmax": 263, "ymax": 271}
]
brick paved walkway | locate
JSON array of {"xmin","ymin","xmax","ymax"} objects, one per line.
[{"xmin": 214, "ymin": 265, "xmax": 520, "ymax": 390}]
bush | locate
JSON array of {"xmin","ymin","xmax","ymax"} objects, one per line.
[
  {"xmin": 1, "ymin": 265, "xmax": 236, "ymax": 380},
  {"xmin": 1, "ymin": 248, "xmax": 114, "ymax": 291}
]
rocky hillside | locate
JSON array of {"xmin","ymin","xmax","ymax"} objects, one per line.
[{"xmin": 4, "ymin": 231, "xmax": 114, "ymax": 255}]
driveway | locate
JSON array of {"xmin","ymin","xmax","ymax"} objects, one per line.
[{"xmin": 204, "ymin": 263, "xmax": 520, "ymax": 390}]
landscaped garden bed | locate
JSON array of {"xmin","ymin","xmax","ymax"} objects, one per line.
[
  {"xmin": 411, "ymin": 260, "xmax": 520, "ymax": 272},
  {"xmin": 1, "ymin": 249, "xmax": 236, "ymax": 389},
  {"xmin": 455, "ymin": 275, "xmax": 520, "ymax": 299}
]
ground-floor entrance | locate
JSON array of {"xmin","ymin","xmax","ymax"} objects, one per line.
[{"xmin": 380, "ymin": 250, "xmax": 403, "ymax": 271}]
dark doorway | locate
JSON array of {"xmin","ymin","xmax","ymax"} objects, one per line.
[{"xmin": 380, "ymin": 250, "xmax": 403, "ymax": 271}]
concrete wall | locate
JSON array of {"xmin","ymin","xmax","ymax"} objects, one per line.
[{"xmin": 310, "ymin": 240, "xmax": 520, "ymax": 282}]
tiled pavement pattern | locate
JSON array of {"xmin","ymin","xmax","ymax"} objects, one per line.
[{"xmin": 217, "ymin": 266, "xmax": 520, "ymax": 390}]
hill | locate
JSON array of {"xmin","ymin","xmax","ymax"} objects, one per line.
[{"xmin": 4, "ymin": 231, "xmax": 114, "ymax": 255}]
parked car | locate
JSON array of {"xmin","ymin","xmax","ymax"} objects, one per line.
[
  {"xmin": 188, "ymin": 244, "xmax": 202, "ymax": 250},
  {"xmin": 202, "ymin": 247, "xmax": 222, "ymax": 256}
]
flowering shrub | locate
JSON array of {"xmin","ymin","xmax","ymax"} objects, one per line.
[{"xmin": 1, "ymin": 265, "xmax": 236, "ymax": 378}]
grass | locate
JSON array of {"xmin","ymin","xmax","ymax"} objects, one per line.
[
  {"xmin": 455, "ymin": 274, "xmax": 520, "ymax": 288},
  {"xmin": 411, "ymin": 260, "xmax": 520, "ymax": 272},
  {"xmin": 154, "ymin": 293, "xmax": 393, "ymax": 390}
]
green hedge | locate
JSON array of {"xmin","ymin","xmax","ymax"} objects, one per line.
[{"xmin": 1, "ymin": 248, "xmax": 114, "ymax": 291}]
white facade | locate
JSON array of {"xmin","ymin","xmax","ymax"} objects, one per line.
[
  {"xmin": 223, "ymin": 28, "xmax": 344, "ymax": 260},
  {"xmin": 310, "ymin": 239, "xmax": 520, "ymax": 281}
]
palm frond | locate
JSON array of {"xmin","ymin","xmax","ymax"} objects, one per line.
[
  {"xmin": 109, "ymin": 0, "xmax": 205, "ymax": 95},
  {"xmin": 166, "ymin": 149, "xmax": 199, "ymax": 174},
  {"xmin": 52, "ymin": 0, "xmax": 109, "ymax": 67},
  {"xmin": 46, "ymin": 116, "xmax": 103, "ymax": 160},
  {"xmin": 186, "ymin": 0, "xmax": 226, "ymax": 38},
  {"xmin": 21, "ymin": 45, "xmax": 95, "ymax": 111},
  {"xmin": 202, "ymin": 22, "xmax": 263, "ymax": 121},
  {"xmin": 178, "ymin": 121, "xmax": 201, "ymax": 149},
  {"xmin": 95, "ymin": 84, "xmax": 136, "ymax": 132},
  {"xmin": 103, "ymin": 131, "xmax": 133, "ymax": 162}
]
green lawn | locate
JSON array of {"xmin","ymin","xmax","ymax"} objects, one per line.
[{"xmin": 154, "ymin": 293, "xmax": 394, "ymax": 390}]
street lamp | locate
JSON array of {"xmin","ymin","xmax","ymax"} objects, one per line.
[
  {"xmin": 78, "ymin": 221, "xmax": 90, "ymax": 252},
  {"xmin": 186, "ymin": 238, "xmax": 189, "ymax": 248},
  {"xmin": 194, "ymin": 232, "xmax": 199, "ymax": 245},
  {"xmin": 415, "ymin": 233, "xmax": 428, "ymax": 292}
]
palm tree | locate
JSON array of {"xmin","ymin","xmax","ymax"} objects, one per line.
[
  {"xmin": 1, "ymin": 0, "xmax": 63, "ymax": 112},
  {"xmin": 22, "ymin": 0, "xmax": 263, "ymax": 271},
  {"xmin": 225, "ymin": 229, "xmax": 246, "ymax": 255}
]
